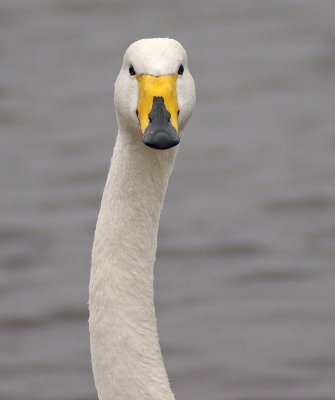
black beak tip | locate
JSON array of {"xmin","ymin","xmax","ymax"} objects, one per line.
[
  {"xmin": 142, "ymin": 96, "xmax": 180, "ymax": 150},
  {"xmin": 143, "ymin": 130, "xmax": 180, "ymax": 150}
]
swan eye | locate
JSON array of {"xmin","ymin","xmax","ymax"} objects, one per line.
[
  {"xmin": 129, "ymin": 64, "xmax": 136, "ymax": 76},
  {"xmin": 178, "ymin": 64, "xmax": 184, "ymax": 75}
]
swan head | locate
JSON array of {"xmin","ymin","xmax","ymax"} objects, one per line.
[{"xmin": 114, "ymin": 38, "xmax": 196, "ymax": 150}]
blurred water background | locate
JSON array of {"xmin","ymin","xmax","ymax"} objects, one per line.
[{"xmin": 1, "ymin": 1, "xmax": 335, "ymax": 399}]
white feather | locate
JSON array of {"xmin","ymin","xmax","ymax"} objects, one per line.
[{"xmin": 89, "ymin": 38, "xmax": 196, "ymax": 400}]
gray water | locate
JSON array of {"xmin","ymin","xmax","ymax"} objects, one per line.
[{"xmin": 1, "ymin": 1, "xmax": 335, "ymax": 399}]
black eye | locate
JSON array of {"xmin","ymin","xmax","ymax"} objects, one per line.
[
  {"xmin": 178, "ymin": 64, "xmax": 184, "ymax": 75},
  {"xmin": 129, "ymin": 64, "xmax": 136, "ymax": 76}
]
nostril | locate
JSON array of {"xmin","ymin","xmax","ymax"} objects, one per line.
[
  {"xmin": 149, "ymin": 116, "xmax": 152, "ymax": 123},
  {"xmin": 177, "ymin": 110, "xmax": 180, "ymax": 116},
  {"xmin": 136, "ymin": 110, "xmax": 138, "ymax": 117}
]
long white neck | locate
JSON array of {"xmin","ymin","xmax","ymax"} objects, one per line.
[{"xmin": 89, "ymin": 131, "xmax": 177, "ymax": 400}]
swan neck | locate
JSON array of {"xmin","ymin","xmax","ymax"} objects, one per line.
[{"xmin": 89, "ymin": 131, "xmax": 177, "ymax": 400}]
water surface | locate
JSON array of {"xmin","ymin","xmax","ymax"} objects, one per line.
[{"xmin": 1, "ymin": 1, "xmax": 335, "ymax": 399}]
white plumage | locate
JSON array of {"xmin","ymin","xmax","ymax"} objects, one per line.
[{"xmin": 89, "ymin": 38, "xmax": 196, "ymax": 400}]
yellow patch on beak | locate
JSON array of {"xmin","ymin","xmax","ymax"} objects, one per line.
[{"xmin": 136, "ymin": 74, "xmax": 179, "ymax": 133}]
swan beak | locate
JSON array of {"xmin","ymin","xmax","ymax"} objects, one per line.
[{"xmin": 136, "ymin": 74, "xmax": 180, "ymax": 150}]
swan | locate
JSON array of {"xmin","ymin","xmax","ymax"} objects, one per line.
[{"xmin": 89, "ymin": 38, "xmax": 196, "ymax": 400}]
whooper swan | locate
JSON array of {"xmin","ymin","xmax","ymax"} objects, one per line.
[{"xmin": 89, "ymin": 38, "xmax": 196, "ymax": 400}]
